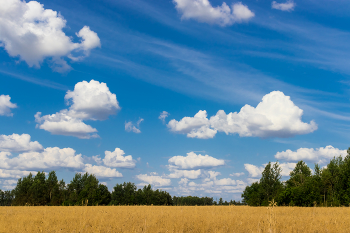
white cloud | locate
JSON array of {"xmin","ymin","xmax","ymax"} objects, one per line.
[
  {"xmin": 136, "ymin": 174, "xmax": 171, "ymax": 187},
  {"xmin": 0, "ymin": 95, "xmax": 17, "ymax": 116},
  {"xmin": 168, "ymin": 91, "xmax": 317, "ymax": 139},
  {"xmin": 83, "ymin": 164, "xmax": 122, "ymax": 178},
  {"xmin": 0, "ymin": 168, "xmax": 35, "ymax": 179},
  {"xmin": 176, "ymin": 175, "xmax": 247, "ymax": 195},
  {"xmin": 103, "ymin": 148, "xmax": 136, "ymax": 168},
  {"xmin": 0, "ymin": 0, "xmax": 100, "ymax": 71},
  {"xmin": 278, "ymin": 162, "xmax": 297, "ymax": 176},
  {"xmin": 173, "ymin": 0, "xmax": 254, "ymax": 26},
  {"xmin": 178, "ymin": 178, "xmax": 189, "ymax": 185},
  {"xmin": 172, "ymin": 167, "xmax": 248, "ymax": 196},
  {"xmin": 245, "ymin": 162, "xmax": 297, "ymax": 177},
  {"xmin": 35, "ymin": 111, "xmax": 98, "ymax": 139},
  {"xmin": 92, "ymin": 155, "xmax": 102, "ymax": 165},
  {"xmin": 0, "ymin": 147, "xmax": 84, "ymax": 170},
  {"xmin": 0, "ymin": 133, "xmax": 43, "ymax": 152},
  {"xmin": 187, "ymin": 125, "xmax": 217, "ymax": 139},
  {"xmin": 207, "ymin": 170, "xmax": 221, "ymax": 180},
  {"xmin": 167, "ymin": 110, "xmax": 217, "ymax": 139},
  {"xmin": 166, "ymin": 153, "xmax": 224, "ymax": 180},
  {"xmin": 168, "ymin": 151, "xmax": 225, "ymax": 170},
  {"xmin": 100, "ymin": 181, "xmax": 108, "ymax": 186},
  {"xmin": 275, "ymin": 146, "xmax": 347, "ymax": 164},
  {"xmin": 0, "ymin": 179, "xmax": 17, "ymax": 190},
  {"xmin": 74, "ymin": 26, "xmax": 101, "ymax": 57},
  {"xmin": 246, "ymin": 178, "xmax": 259, "ymax": 184},
  {"xmin": 168, "ymin": 169, "xmax": 202, "ymax": 179},
  {"xmin": 229, "ymin": 172, "xmax": 244, "ymax": 177},
  {"xmin": 125, "ymin": 118, "xmax": 143, "ymax": 134},
  {"xmin": 64, "ymin": 80, "xmax": 120, "ymax": 121},
  {"xmin": 272, "ymin": 1, "xmax": 295, "ymax": 12},
  {"xmin": 214, "ymin": 178, "xmax": 240, "ymax": 186},
  {"xmin": 159, "ymin": 111, "xmax": 169, "ymax": 123},
  {"xmin": 244, "ymin": 164, "xmax": 264, "ymax": 177},
  {"xmin": 35, "ymin": 80, "xmax": 119, "ymax": 139}
]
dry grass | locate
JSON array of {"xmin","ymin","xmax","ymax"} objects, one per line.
[{"xmin": 1, "ymin": 206, "xmax": 350, "ymax": 232}]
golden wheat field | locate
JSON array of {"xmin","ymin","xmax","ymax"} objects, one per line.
[{"xmin": 1, "ymin": 206, "xmax": 350, "ymax": 233}]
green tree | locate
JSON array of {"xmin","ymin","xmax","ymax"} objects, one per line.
[
  {"xmin": 30, "ymin": 171, "xmax": 47, "ymax": 206},
  {"xmin": 13, "ymin": 173, "xmax": 34, "ymax": 205},
  {"xmin": 46, "ymin": 171, "xmax": 60, "ymax": 205},
  {"xmin": 259, "ymin": 162, "xmax": 282, "ymax": 205},
  {"xmin": 287, "ymin": 161, "xmax": 312, "ymax": 187},
  {"xmin": 66, "ymin": 173, "xmax": 102, "ymax": 206},
  {"xmin": 321, "ymin": 156, "xmax": 342, "ymax": 205},
  {"xmin": 0, "ymin": 190, "xmax": 14, "ymax": 206},
  {"xmin": 242, "ymin": 182, "xmax": 261, "ymax": 206},
  {"xmin": 97, "ymin": 184, "xmax": 111, "ymax": 205},
  {"xmin": 111, "ymin": 182, "xmax": 137, "ymax": 205}
]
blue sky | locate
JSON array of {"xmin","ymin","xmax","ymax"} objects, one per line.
[{"xmin": 1, "ymin": 0, "xmax": 350, "ymax": 200}]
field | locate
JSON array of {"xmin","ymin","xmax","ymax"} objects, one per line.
[{"xmin": 1, "ymin": 206, "xmax": 350, "ymax": 232}]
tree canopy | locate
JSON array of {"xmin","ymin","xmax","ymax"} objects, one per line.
[
  {"xmin": 1, "ymin": 171, "xmax": 237, "ymax": 206},
  {"xmin": 242, "ymin": 148, "xmax": 350, "ymax": 207}
]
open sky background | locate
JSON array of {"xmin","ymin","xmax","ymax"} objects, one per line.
[{"xmin": 1, "ymin": 0, "xmax": 350, "ymax": 201}]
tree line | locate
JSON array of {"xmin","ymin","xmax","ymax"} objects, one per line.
[
  {"xmin": 242, "ymin": 148, "xmax": 350, "ymax": 207},
  {"xmin": 172, "ymin": 196, "xmax": 243, "ymax": 206},
  {"xmin": 0, "ymin": 171, "xmax": 241, "ymax": 206}
]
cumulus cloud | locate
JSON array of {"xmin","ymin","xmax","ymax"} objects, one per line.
[
  {"xmin": 0, "ymin": 179, "xmax": 17, "ymax": 190},
  {"xmin": 173, "ymin": 0, "xmax": 254, "ymax": 26},
  {"xmin": 0, "ymin": 133, "xmax": 129, "ymax": 183},
  {"xmin": 102, "ymin": 148, "xmax": 136, "ymax": 168},
  {"xmin": 278, "ymin": 162, "xmax": 297, "ymax": 176},
  {"xmin": 207, "ymin": 171, "xmax": 221, "ymax": 180},
  {"xmin": 247, "ymin": 178, "xmax": 259, "ymax": 184},
  {"xmin": 159, "ymin": 111, "xmax": 169, "ymax": 123},
  {"xmin": 168, "ymin": 169, "xmax": 202, "ymax": 179},
  {"xmin": 166, "ymin": 152, "xmax": 224, "ymax": 180},
  {"xmin": 92, "ymin": 155, "xmax": 102, "ymax": 165},
  {"xmin": 35, "ymin": 80, "xmax": 119, "ymax": 139},
  {"xmin": 136, "ymin": 174, "xmax": 171, "ymax": 187},
  {"xmin": 272, "ymin": 1, "xmax": 295, "ymax": 11},
  {"xmin": 0, "ymin": 0, "xmax": 100, "ymax": 71},
  {"xmin": 168, "ymin": 91, "xmax": 317, "ymax": 139},
  {"xmin": 35, "ymin": 111, "xmax": 98, "ymax": 139},
  {"xmin": 83, "ymin": 164, "xmax": 122, "ymax": 178},
  {"xmin": 0, "ymin": 133, "xmax": 43, "ymax": 152},
  {"xmin": 275, "ymin": 146, "xmax": 347, "ymax": 164},
  {"xmin": 171, "ymin": 167, "xmax": 248, "ymax": 196},
  {"xmin": 64, "ymin": 80, "xmax": 120, "ymax": 121},
  {"xmin": 245, "ymin": 162, "xmax": 296, "ymax": 177},
  {"xmin": 244, "ymin": 164, "xmax": 264, "ymax": 177},
  {"xmin": 125, "ymin": 118, "xmax": 143, "ymax": 134},
  {"xmin": 229, "ymin": 172, "xmax": 244, "ymax": 177},
  {"xmin": 0, "ymin": 147, "xmax": 84, "ymax": 170},
  {"xmin": 0, "ymin": 95, "xmax": 17, "ymax": 116},
  {"xmin": 214, "ymin": 178, "xmax": 244, "ymax": 186},
  {"xmin": 176, "ymin": 174, "xmax": 246, "ymax": 195},
  {"xmin": 167, "ymin": 110, "xmax": 217, "ymax": 139},
  {"xmin": 0, "ymin": 168, "xmax": 35, "ymax": 179},
  {"xmin": 178, "ymin": 178, "xmax": 189, "ymax": 185},
  {"xmin": 168, "ymin": 151, "xmax": 225, "ymax": 170}
]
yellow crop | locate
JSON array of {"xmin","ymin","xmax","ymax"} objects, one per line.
[{"xmin": 1, "ymin": 206, "xmax": 349, "ymax": 232}]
